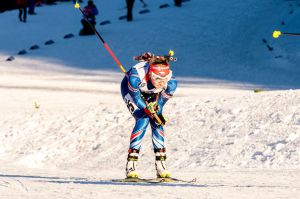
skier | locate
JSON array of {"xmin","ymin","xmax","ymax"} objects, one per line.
[
  {"xmin": 79, "ymin": 0, "xmax": 98, "ymax": 35},
  {"xmin": 121, "ymin": 52, "xmax": 177, "ymax": 178}
]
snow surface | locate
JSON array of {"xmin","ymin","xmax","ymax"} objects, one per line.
[{"xmin": 0, "ymin": 0, "xmax": 300, "ymax": 198}]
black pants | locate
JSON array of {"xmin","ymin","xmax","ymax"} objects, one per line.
[
  {"xmin": 174, "ymin": 0, "xmax": 182, "ymax": 7},
  {"xmin": 80, "ymin": 19, "xmax": 95, "ymax": 35},
  {"xmin": 126, "ymin": 0, "xmax": 135, "ymax": 21},
  {"xmin": 19, "ymin": 6, "xmax": 27, "ymax": 22}
]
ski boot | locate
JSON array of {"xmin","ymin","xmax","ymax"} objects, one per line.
[
  {"xmin": 155, "ymin": 148, "xmax": 171, "ymax": 178},
  {"xmin": 126, "ymin": 149, "xmax": 139, "ymax": 178}
]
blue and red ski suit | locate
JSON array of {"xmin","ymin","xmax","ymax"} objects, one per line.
[{"xmin": 121, "ymin": 61, "xmax": 177, "ymax": 151}]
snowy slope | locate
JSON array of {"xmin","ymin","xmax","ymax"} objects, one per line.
[
  {"xmin": 0, "ymin": 0, "xmax": 300, "ymax": 198},
  {"xmin": 1, "ymin": 0, "xmax": 300, "ymax": 87},
  {"xmin": 0, "ymin": 63, "xmax": 300, "ymax": 198}
]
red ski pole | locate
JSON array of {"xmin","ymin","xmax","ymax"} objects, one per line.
[
  {"xmin": 75, "ymin": 2, "xmax": 126, "ymax": 74},
  {"xmin": 74, "ymin": 2, "xmax": 164, "ymax": 126}
]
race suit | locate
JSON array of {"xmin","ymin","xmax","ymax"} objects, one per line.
[{"xmin": 121, "ymin": 61, "xmax": 177, "ymax": 151}]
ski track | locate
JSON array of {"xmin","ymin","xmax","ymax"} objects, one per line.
[{"xmin": 0, "ymin": 170, "xmax": 299, "ymax": 199}]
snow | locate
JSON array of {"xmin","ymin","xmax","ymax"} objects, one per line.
[{"xmin": 0, "ymin": 0, "xmax": 300, "ymax": 198}]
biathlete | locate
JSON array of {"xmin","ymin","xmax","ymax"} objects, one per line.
[{"xmin": 121, "ymin": 52, "xmax": 177, "ymax": 178}]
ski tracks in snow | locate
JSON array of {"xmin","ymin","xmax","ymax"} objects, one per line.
[{"xmin": 0, "ymin": 171, "xmax": 299, "ymax": 199}]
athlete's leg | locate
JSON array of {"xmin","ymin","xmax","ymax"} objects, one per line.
[
  {"xmin": 150, "ymin": 93, "xmax": 165, "ymax": 149},
  {"xmin": 150, "ymin": 95, "xmax": 171, "ymax": 178},
  {"xmin": 121, "ymin": 77, "xmax": 150, "ymax": 150},
  {"xmin": 150, "ymin": 120, "xmax": 165, "ymax": 150},
  {"xmin": 121, "ymin": 77, "xmax": 150, "ymax": 177}
]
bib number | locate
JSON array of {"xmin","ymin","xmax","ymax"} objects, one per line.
[{"xmin": 124, "ymin": 94, "xmax": 137, "ymax": 115}]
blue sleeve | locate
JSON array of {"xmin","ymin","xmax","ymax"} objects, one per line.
[
  {"xmin": 128, "ymin": 68, "xmax": 147, "ymax": 110},
  {"xmin": 162, "ymin": 76, "xmax": 177, "ymax": 106}
]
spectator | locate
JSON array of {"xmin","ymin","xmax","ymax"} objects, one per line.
[
  {"xmin": 28, "ymin": 0, "xmax": 36, "ymax": 14},
  {"xmin": 79, "ymin": 0, "xmax": 98, "ymax": 36},
  {"xmin": 126, "ymin": 0, "xmax": 135, "ymax": 21},
  {"xmin": 174, "ymin": 0, "xmax": 182, "ymax": 7},
  {"xmin": 16, "ymin": 0, "xmax": 28, "ymax": 22}
]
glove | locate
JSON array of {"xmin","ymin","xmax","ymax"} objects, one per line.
[
  {"xmin": 145, "ymin": 102, "xmax": 168, "ymax": 126},
  {"xmin": 144, "ymin": 101, "xmax": 159, "ymax": 119},
  {"xmin": 156, "ymin": 114, "xmax": 168, "ymax": 126},
  {"xmin": 146, "ymin": 101, "xmax": 159, "ymax": 114}
]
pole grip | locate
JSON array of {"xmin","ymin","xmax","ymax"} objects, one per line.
[{"xmin": 141, "ymin": 95, "xmax": 164, "ymax": 126}]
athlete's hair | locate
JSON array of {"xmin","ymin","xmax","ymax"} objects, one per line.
[
  {"xmin": 133, "ymin": 52, "xmax": 153, "ymax": 62},
  {"xmin": 149, "ymin": 56, "xmax": 169, "ymax": 66}
]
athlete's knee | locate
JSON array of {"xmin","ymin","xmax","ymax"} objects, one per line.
[{"xmin": 135, "ymin": 115, "xmax": 150, "ymax": 127}]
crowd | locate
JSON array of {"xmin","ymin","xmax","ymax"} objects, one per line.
[{"xmin": 12, "ymin": 0, "xmax": 183, "ymax": 34}]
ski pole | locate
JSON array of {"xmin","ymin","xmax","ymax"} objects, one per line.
[
  {"xmin": 74, "ymin": 2, "xmax": 126, "ymax": 74},
  {"xmin": 74, "ymin": 2, "xmax": 164, "ymax": 126},
  {"xmin": 273, "ymin": 30, "xmax": 300, "ymax": 39}
]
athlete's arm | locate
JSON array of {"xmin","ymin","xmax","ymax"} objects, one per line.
[
  {"xmin": 161, "ymin": 76, "xmax": 177, "ymax": 106},
  {"xmin": 128, "ymin": 68, "xmax": 147, "ymax": 110}
]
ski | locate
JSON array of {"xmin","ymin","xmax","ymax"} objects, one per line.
[
  {"xmin": 112, "ymin": 177, "xmax": 197, "ymax": 184},
  {"xmin": 149, "ymin": 177, "xmax": 197, "ymax": 183},
  {"xmin": 112, "ymin": 177, "xmax": 147, "ymax": 183}
]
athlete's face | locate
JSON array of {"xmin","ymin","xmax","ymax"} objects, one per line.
[{"xmin": 150, "ymin": 72, "xmax": 169, "ymax": 89}]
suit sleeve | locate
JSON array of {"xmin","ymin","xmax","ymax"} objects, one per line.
[
  {"xmin": 161, "ymin": 76, "xmax": 177, "ymax": 106},
  {"xmin": 128, "ymin": 68, "xmax": 147, "ymax": 110}
]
